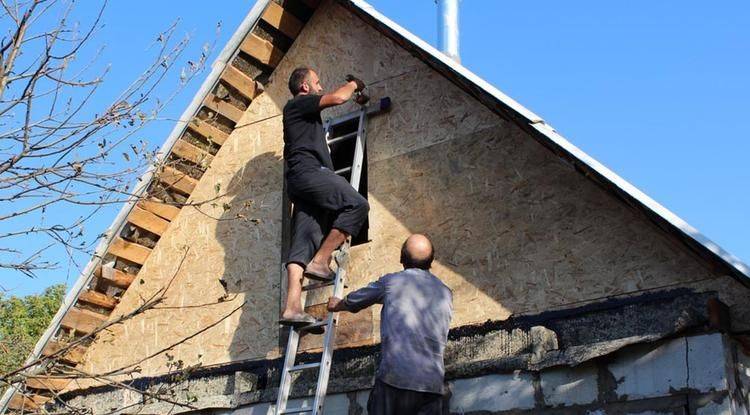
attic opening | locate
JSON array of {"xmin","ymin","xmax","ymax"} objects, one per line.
[{"xmin": 328, "ymin": 116, "xmax": 369, "ymax": 246}]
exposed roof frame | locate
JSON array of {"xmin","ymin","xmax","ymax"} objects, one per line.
[{"xmin": 0, "ymin": 1, "xmax": 274, "ymax": 412}]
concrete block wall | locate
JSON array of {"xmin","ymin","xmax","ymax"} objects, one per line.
[{"xmin": 214, "ymin": 334, "xmax": 735, "ymax": 415}]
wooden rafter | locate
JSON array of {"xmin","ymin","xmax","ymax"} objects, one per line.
[
  {"xmin": 220, "ymin": 65, "xmax": 260, "ymax": 100},
  {"xmin": 78, "ymin": 290, "xmax": 118, "ymax": 310},
  {"xmin": 157, "ymin": 166, "xmax": 198, "ymax": 196},
  {"xmin": 239, "ymin": 33, "xmax": 284, "ymax": 68},
  {"xmin": 94, "ymin": 265, "xmax": 137, "ymax": 289},
  {"xmin": 107, "ymin": 237, "xmax": 152, "ymax": 265},
  {"xmin": 171, "ymin": 139, "xmax": 214, "ymax": 167},
  {"xmin": 187, "ymin": 118, "xmax": 229, "ymax": 146},
  {"xmin": 26, "ymin": 376, "xmax": 71, "ymax": 392},
  {"xmin": 261, "ymin": 1, "xmax": 304, "ymax": 39},
  {"xmin": 127, "ymin": 205, "xmax": 171, "ymax": 236},
  {"xmin": 41, "ymin": 339, "xmax": 87, "ymax": 365},
  {"xmin": 137, "ymin": 198, "xmax": 181, "ymax": 222},
  {"xmin": 203, "ymin": 94, "xmax": 245, "ymax": 124},
  {"xmin": 60, "ymin": 307, "xmax": 108, "ymax": 335}
]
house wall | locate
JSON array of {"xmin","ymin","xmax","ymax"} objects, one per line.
[
  {"xmin": 64, "ymin": 333, "xmax": 736, "ymax": 414},
  {"xmin": 74, "ymin": 0, "xmax": 749, "ymax": 389},
  {"xmin": 219, "ymin": 334, "xmax": 735, "ymax": 415}
]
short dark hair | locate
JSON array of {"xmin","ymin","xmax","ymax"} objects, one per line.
[
  {"xmin": 400, "ymin": 238, "xmax": 435, "ymax": 270},
  {"xmin": 288, "ymin": 67, "xmax": 311, "ymax": 95}
]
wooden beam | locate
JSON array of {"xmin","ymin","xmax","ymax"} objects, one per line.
[
  {"xmin": 261, "ymin": 2, "xmax": 304, "ymax": 39},
  {"xmin": 60, "ymin": 307, "xmax": 108, "ymax": 335},
  {"xmin": 203, "ymin": 94, "xmax": 244, "ymax": 124},
  {"xmin": 8, "ymin": 393, "xmax": 39, "ymax": 411},
  {"xmin": 107, "ymin": 237, "xmax": 152, "ymax": 265},
  {"xmin": 239, "ymin": 33, "xmax": 285, "ymax": 68},
  {"xmin": 136, "ymin": 198, "xmax": 181, "ymax": 222},
  {"xmin": 41, "ymin": 339, "xmax": 87, "ymax": 365},
  {"xmin": 171, "ymin": 139, "xmax": 214, "ymax": 167},
  {"xmin": 157, "ymin": 166, "xmax": 198, "ymax": 196},
  {"xmin": 26, "ymin": 376, "xmax": 71, "ymax": 392},
  {"xmin": 127, "ymin": 205, "xmax": 170, "ymax": 236},
  {"xmin": 187, "ymin": 118, "xmax": 229, "ymax": 146},
  {"xmin": 78, "ymin": 290, "xmax": 118, "ymax": 310},
  {"xmin": 220, "ymin": 65, "xmax": 260, "ymax": 100}
]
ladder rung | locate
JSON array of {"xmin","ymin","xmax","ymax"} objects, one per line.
[
  {"xmin": 335, "ymin": 166, "xmax": 351, "ymax": 175},
  {"xmin": 302, "ymin": 281, "xmax": 334, "ymax": 291},
  {"xmin": 280, "ymin": 407, "xmax": 313, "ymax": 414},
  {"xmin": 327, "ymin": 131, "xmax": 357, "ymax": 145},
  {"xmin": 299, "ymin": 321, "xmax": 327, "ymax": 332},
  {"xmin": 288, "ymin": 362, "xmax": 321, "ymax": 372}
]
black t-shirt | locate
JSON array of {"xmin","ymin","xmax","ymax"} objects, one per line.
[{"xmin": 282, "ymin": 94, "xmax": 334, "ymax": 172}]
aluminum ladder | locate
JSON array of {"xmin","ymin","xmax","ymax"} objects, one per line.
[{"xmin": 275, "ymin": 97, "xmax": 391, "ymax": 415}]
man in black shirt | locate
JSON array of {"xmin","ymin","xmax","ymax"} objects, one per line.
[{"xmin": 280, "ymin": 67, "xmax": 369, "ymax": 327}]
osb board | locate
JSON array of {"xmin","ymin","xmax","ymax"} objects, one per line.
[
  {"xmin": 72, "ymin": 0, "xmax": 749, "ymax": 391},
  {"xmin": 73, "ymin": 90, "xmax": 287, "ymax": 389},
  {"xmin": 348, "ymin": 122, "xmax": 749, "ymax": 338}
]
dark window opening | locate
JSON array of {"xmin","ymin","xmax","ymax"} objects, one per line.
[{"xmin": 328, "ymin": 118, "xmax": 369, "ymax": 246}]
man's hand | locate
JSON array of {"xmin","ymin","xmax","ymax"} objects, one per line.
[
  {"xmin": 354, "ymin": 91, "xmax": 370, "ymax": 106},
  {"xmin": 345, "ymin": 74, "xmax": 366, "ymax": 92},
  {"xmin": 327, "ymin": 296, "xmax": 346, "ymax": 312}
]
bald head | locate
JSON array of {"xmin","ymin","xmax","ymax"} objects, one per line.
[{"xmin": 400, "ymin": 234, "xmax": 435, "ymax": 270}]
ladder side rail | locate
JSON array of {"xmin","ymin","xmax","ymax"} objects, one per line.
[
  {"xmin": 277, "ymin": 119, "xmax": 335, "ymax": 415},
  {"xmin": 348, "ymin": 109, "xmax": 367, "ymax": 191},
  {"xmin": 275, "ymin": 327, "xmax": 302, "ymax": 414},
  {"xmin": 311, "ymin": 256, "xmax": 347, "ymax": 415},
  {"xmin": 312, "ymin": 107, "xmax": 368, "ymax": 414}
]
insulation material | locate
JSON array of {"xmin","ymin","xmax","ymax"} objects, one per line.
[{"xmin": 72, "ymin": 0, "xmax": 748, "ymax": 391}]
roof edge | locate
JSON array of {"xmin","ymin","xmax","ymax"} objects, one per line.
[{"xmin": 342, "ymin": 0, "xmax": 750, "ymax": 285}]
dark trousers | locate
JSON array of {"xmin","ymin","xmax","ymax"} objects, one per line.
[
  {"xmin": 367, "ymin": 380, "xmax": 443, "ymax": 415},
  {"xmin": 285, "ymin": 166, "xmax": 369, "ymax": 266}
]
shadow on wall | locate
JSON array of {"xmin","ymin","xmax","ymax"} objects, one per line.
[
  {"xmin": 210, "ymin": 63, "xmax": 712, "ymax": 366},
  {"xmin": 213, "ymin": 148, "xmax": 286, "ymax": 362}
]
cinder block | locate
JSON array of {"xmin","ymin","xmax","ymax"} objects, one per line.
[
  {"xmin": 449, "ymin": 372, "xmax": 535, "ymax": 413},
  {"xmin": 230, "ymin": 402, "xmax": 272, "ymax": 414},
  {"xmin": 608, "ymin": 337, "xmax": 688, "ymax": 400},
  {"xmin": 687, "ymin": 334, "xmax": 728, "ymax": 392},
  {"xmin": 540, "ymin": 362, "xmax": 598, "ymax": 406},
  {"xmin": 695, "ymin": 394, "xmax": 731, "ymax": 415}
]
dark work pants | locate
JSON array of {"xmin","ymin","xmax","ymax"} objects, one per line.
[
  {"xmin": 285, "ymin": 166, "xmax": 369, "ymax": 267},
  {"xmin": 367, "ymin": 380, "xmax": 443, "ymax": 415}
]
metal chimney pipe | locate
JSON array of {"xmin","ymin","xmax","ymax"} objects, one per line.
[{"xmin": 437, "ymin": 0, "xmax": 460, "ymax": 62}]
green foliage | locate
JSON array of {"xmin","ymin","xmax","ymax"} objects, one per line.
[{"xmin": 0, "ymin": 285, "xmax": 66, "ymax": 377}]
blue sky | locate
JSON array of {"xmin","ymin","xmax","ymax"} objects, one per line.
[{"xmin": 2, "ymin": 0, "xmax": 748, "ymax": 296}]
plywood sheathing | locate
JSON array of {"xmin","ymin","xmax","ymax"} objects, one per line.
[{"xmin": 72, "ymin": 0, "xmax": 748, "ymax": 392}]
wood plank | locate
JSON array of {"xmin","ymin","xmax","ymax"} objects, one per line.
[
  {"xmin": 187, "ymin": 118, "xmax": 229, "ymax": 145},
  {"xmin": 8, "ymin": 393, "xmax": 39, "ymax": 411},
  {"xmin": 157, "ymin": 165, "xmax": 198, "ymax": 196},
  {"xmin": 136, "ymin": 198, "xmax": 181, "ymax": 222},
  {"xmin": 127, "ymin": 205, "xmax": 170, "ymax": 236},
  {"xmin": 41, "ymin": 339, "xmax": 87, "ymax": 365},
  {"xmin": 78, "ymin": 289, "xmax": 118, "ymax": 310},
  {"xmin": 203, "ymin": 94, "xmax": 244, "ymax": 124},
  {"xmin": 171, "ymin": 139, "xmax": 214, "ymax": 167},
  {"xmin": 239, "ymin": 33, "xmax": 285, "ymax": 68},
  {"xmin": 220, "ymin": 65, "xmax": 260, "ymax": 100},
  {"xmin": 261, "ymin": 2, "xmax": 304, "ymax": 39},
  {"xmin": 107, "ymin": 237, "xmax": 152, "ymax": 265},
  {"xmin": 60, "ymin": 307, "xmax": 108, "ymax": 335},
  {"xmin": 26, "ymin": 376, "xmax": 71, "ymax": 392},
  {"xmin": 97, "ymin": 265, "xmax": 137, "ymax": 289}
]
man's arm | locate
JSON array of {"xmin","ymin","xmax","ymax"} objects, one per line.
[
  {"xmin": 319, "ymin": 75, "xmax": 365, "ymax": 109},
  {"xmin": 327, "ymin": 278, "xmax": 385, "ymax": 313}
]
